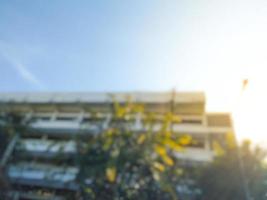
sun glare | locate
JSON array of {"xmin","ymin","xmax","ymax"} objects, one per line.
[{"xmin": 232, "ymin": 79, "xmax": 267, "ymax": 146}]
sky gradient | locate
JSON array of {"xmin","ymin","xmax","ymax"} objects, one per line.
[{"xmin": 0, "ymin": 0, "xmax": 267, "ymax": 118}]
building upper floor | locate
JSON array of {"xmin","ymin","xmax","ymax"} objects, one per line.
[{"xmin": 0, "ymin": 92, "xmax": 232, "ymax": 129}]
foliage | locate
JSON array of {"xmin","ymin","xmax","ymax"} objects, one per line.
[
  {"xmin": 197, "ymin": 134, "xmax": 267, "ymax": 200},
  {"xmin": 1, "ymin": 104, "xmax": 267, "ymax": 200},
  {"xmin": 78, "ymin": 101, "xmax": 191, "ymax": 199},
  {"xmin": 0, "ymin": 112, "xmax": 23, "ymax": 153},
  {"xmin": 0, "ymin": 112, "xmax": 25, "ymax": 196}
]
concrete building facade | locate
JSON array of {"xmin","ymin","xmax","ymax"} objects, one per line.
[{"xmin": 0, "ymin": 92, "xmax": 233, "ymax": 199}]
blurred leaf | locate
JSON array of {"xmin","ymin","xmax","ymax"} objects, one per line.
[
  {"xmin": 106, "ymin": 167, "xmax": 117, "ymax": 183},
  {"xmin": 226, "ymin": 131, "xmax": 236, "ymax": 149},
  {"xmin": 155, "ymin": 144, "xmax": 167, "ymax": 156},
  {"xmin": 178, "ymin": 135, "xmax": 192, "ymax": 145},
  {"xmin": 137, "ymin": 134, "xmax": 146, "ymax": 145},
  {"xmin": 212, "ymin": 141, "xmax": 225, "ymax": 156},
  {"xmin": 153, "ymin": 162, "xmax": 165, "ymax": 172},
  {"xmin": 162, "ymin": 154, "xmax": 174, "ymax": 166}
]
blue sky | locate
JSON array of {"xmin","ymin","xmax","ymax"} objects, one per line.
[{"xmin": 1, "ymin": 0, "xmax": 267, "ymax": 113}]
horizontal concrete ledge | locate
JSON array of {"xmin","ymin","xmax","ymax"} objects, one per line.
[{"xmin": 0, "ymin": 92, "xmax": 205, "ymax": 104}]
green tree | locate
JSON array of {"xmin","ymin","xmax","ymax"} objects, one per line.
[
  {"xmin": 0, "ymin": 112, "xmax": 25, "ymax": 197},
  {"xmin": 78, "ymin": 100, "xmax": 191, "ymax": 199},
  {"xmin": 197, "ymin": 136, "xmax": 267, "ymax": 200}
]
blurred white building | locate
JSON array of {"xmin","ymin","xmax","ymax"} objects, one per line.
[{"xmin": 0, "ymin": 92, "xmax": 233, "ymax": 199}]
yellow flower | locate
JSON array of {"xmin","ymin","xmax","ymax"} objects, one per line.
[
  {"xmin": 163, "ymin": 131, "xmax": 172, "ymax": 138},
  {"xmin": 178, "ymin": 135, "xmax": 192, "ymax": 145},
  {"xmin": 106, "ymin": 167, "xmax": 117, "ymax": 183},
  {"xmin": 162, "ymin": 138, "xmax": 172, "ymax": 146},
  {"xmin": 172, "ymin": 115, "xmax": 182, "ymax": 123},
  {"xmin": 113, "ymin": 99, "xmax": 127, "ymax": 118},
  {"xmin": 154, "ymin": 145, "xmax": 166, "ymax": 156},
  {"xmin": 163, "ymin": 138, "xmax": 182, "ymax": 151},
  {"xmin": 226, "ymin": 131, "xmax": 236, "ymax": 149},
  {"xmin": 164, "ymin": 112, "xmax": 182, "ymax": 123},
  {"xmin": 212, "ymin": 141, "xmax": 225, "ymax": 156},
  {"xmin": 164, "ymin": 112, "xmax": 173, "ymax": 122},
  {"xmin": 116, "ymin": 107, "xmax": 126, "ymax": 118},
  {"xmin": 132, "ymin": 104, "xmax": 144, "ymax": 113},
  {"xmin": 137, "ymin": 134, "xmax": 146, "ymax": 144},
  {"xmin": 171, "ymin": 143, "xmax": 183, "ymax": 152},
  {"xmin": 153, "ymin": 162, "xmax": 165, "ymax": 172},
  {"xmin": 162, "ymin": 155, "xmax": 174, "ymax": 166}
]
